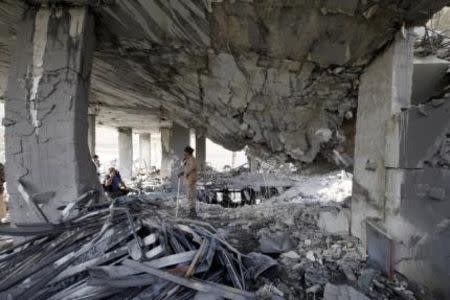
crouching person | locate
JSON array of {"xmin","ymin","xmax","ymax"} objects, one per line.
[{"xmin": 103, "ymin": 167, "xmax": 129, "ymax": 198}]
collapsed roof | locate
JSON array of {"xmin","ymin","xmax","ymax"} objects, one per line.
[{"xmin": 0, "ymin": 0, "xmax": 448, "ymax": 162}]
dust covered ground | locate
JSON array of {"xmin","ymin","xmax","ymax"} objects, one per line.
[{"xmin": 148, "ymin": 171, "xmax": 434, "ymax": 300}]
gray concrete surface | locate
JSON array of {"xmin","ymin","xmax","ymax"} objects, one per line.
[
  {"xmin": 195, "ymin": 133, "xmax": 206, "ymax": 171},
  {"xmin": 352, "ymin": 30, "xmax": 450, "ymax": 298},
  {"xmin": 4, "ymin": 6, "xmax": 101, "ymax": 224},
  {"xmin": 88, "ymin": 114, "xmax": 96, "ymax": 157},
  {"xmin": 139, "ymin": 133, "xmax": 151, "ymax": 170},
  {"xmin": 118, "ymin": 127, "xmax": 133, "ymax": 180},
  {"xmin": 0, "ymin": 0, "xmax": 446, "ymax": 163}
]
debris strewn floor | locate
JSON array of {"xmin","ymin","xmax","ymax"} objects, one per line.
[{"xmin": 0, "ymin": 171, "xmax": 436, "ymax": 299}]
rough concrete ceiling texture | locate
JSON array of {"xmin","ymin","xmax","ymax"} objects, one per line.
[{"xmin": 0, "ymin": 0, "xmax": 448, "ymax": 163}]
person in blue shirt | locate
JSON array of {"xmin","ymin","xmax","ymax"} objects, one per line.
[{"xmin": 103, "ymin": 167, "xmax": 129, "ymax": 198}]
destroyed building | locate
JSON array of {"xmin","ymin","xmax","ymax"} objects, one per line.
[{"xmin": 0, "ymin": 0, "xmax": 450, "ymax": 299}]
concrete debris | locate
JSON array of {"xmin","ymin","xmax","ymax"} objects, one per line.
[
  {"xmin": 323, "ymin": 283, "xmax": 370, "ymax": 300},
  {"xmin": 0, "ymin": 196, "xmax": 278, "ymax": 299},
  {"xmin": 318, "ymin": 209, "xmax": 350, "ymax": 234},
  {"xmin": 280, "ymin": 251, "xmax": 301, "ymax": 260},
  {"xmin": 306, "ymin": 251, "xmax": 316, "ymax": 262},
  {"xmin": 258, "ymin": 232, "xmax": 295, "ymax": 254},
  {"xmin": 0, "ymin": 170, "xmax": 435, "ymax": 299}
]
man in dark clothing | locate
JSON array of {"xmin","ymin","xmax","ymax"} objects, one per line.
[{"xmin": 103, "ymin": 167, "xmax": 129, "ymax": 198}]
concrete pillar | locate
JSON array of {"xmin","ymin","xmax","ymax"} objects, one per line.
[
  {"xmin": 195, "ymin": 133, "xmax": 206, "ymax": 171},
  {"xmin": 159, "ymin": 124, "xmax": 190, "ymax": 181},
  {"xmin": 87, "ymin": 114, "xmax": 96, "ymax": 157},
  {"xmin": 353, "ymin": 31, "xmax": 450, "ymax": 297},
  {"xmin": 171, "ymin": 123, "xmax": 190, "ymax": 160},
  {"xmin": 160, "ymin": 127, "xmax": 172, "ymax": 179},
  {"xmin": 139, "ymin": 133, "xmax": 151, "ymax": 170},
  {"xmin": 118, "ymin": 127, "xmax": 133, "ymax": 180},
  {"xmin": 352, "ymin": 31, "xmax": 414, "ymax": 243},
  {"xmin": 4, "ymin": 6, "xmax": 100, "ymax": 224},
  {"xmin": 170, "ymin": 123, "xmax": 190, "ymax": 188}
]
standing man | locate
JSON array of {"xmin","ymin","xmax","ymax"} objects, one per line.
[{"xmin": 179, "ymin": 146, "xmax": 198, "ymax": 218}]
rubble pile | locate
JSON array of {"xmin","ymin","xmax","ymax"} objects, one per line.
[
  {"xmin": 414, "ymin": 26, "xmax": 450, "ymax": 60},
  {"xmin": 0, "ymin": 198, "xmax": 279, "ymax": 300},
  {"xmin": 189, "ymin": 180, "xmax": 432, "ymax": 300},
  {"xmin": 0, "ymin": 170, "xmax": 437, "ymax": 299}
]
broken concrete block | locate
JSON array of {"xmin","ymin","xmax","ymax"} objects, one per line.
[
  {"xmin": 323, "ymin": 283, "xmax": 370, "ymax": 300},
  {"xmin": 306, "ymin": 250, "xmax": 316, "ymax": 262},
  {"xmin": 281, "ymin": 251, "xmax": 301, "ymax": 260},
  {"xmin": 318, "ymin": 209, "xmax": 350, "ymax": 235}
]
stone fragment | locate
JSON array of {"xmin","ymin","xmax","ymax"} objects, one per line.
[
  {"xmin": 281, "ymin": 251, "xmax": 301, "ymax": 260},
  {"xmin": 306, "ymin": 250, "xmax": 316, "ymax": 262},
  {"xmin": 315, "ymin": 128, "xmax": 332, "ymax": 143}
]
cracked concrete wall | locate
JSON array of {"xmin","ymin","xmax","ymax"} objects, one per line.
[
  {"xmin": 4, "ymin": 6, "xmax": 100, "ymax": 224},
  {"xmin": 384, "ymin": 101, "xmax": 450, "ymax": 298},
  {"xmin": 352, "ymin": 30, "xmax": 450, "ymax": 298},
  {"xmin": 352, "ymin": 31, "xmax": 414, "ymax": 243}
]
